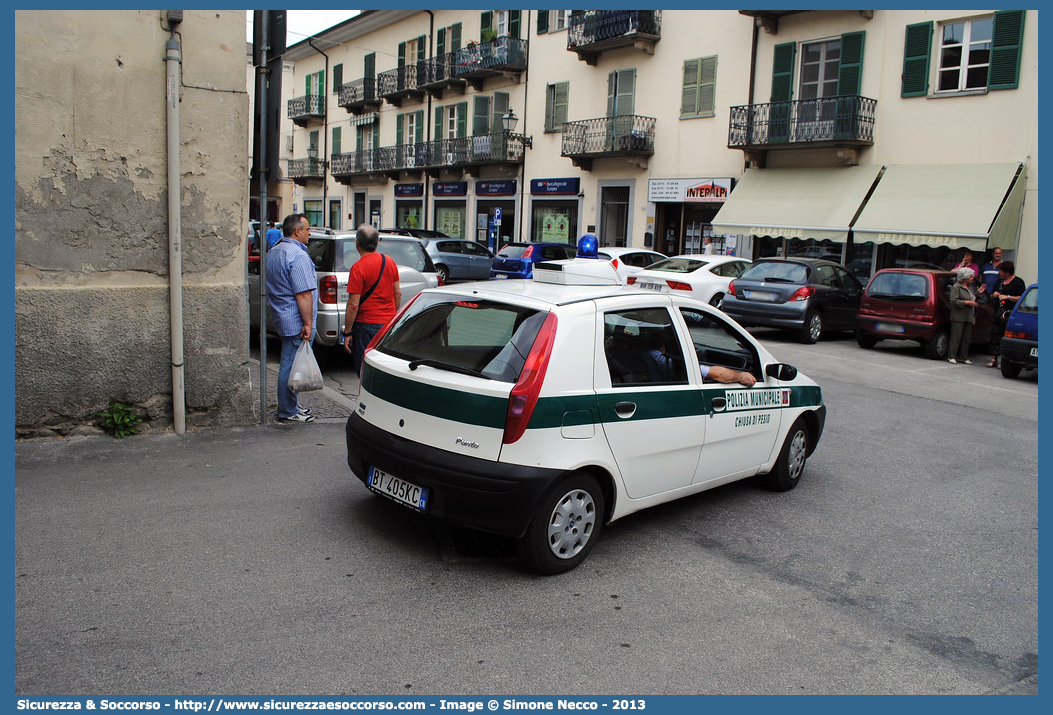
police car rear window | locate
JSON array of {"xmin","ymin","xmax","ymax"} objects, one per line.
[{"xmin": 376, "ymin": 294, "xmax": 547, "ymax": 383}]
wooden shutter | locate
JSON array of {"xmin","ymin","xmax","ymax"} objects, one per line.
[
  {"xmin": 456, "ymin": 101, "xmax": 468, "ymax": 138},
  {"xmin": 481, "ymin": 11, "xmax": 492, "ymax": 36},
  {"xmin": 434, "ymin": 105, "xmax": 444, "ymax": 139},
  {"xmin": 681, "ymin": 59, "xmax": 699, "ymax": 116},
  {"xmin": 397, "ymin": 42, "xmax": 406, "ymax": 68},
  {"xmin": 396, "ymin": 114, "xmax": 404, "ymax": 145},
  {"xmin": 473, "ymin": 96, "xmax": 492, "ymax": 135},
  {"xmin": 452, "ymin": 23, "xmax": 462, "ymax": 52},
  {"xmin": 537, "ymin": 10, "xmax": 549, "ymax": 34},
  {"xmin": 901, "ymin": 22, "xmax": 932, "ymax": 97},
  {"xmin": 364, "ymin": 53, "xmax": 375, "ymax": 99},
  {"xmin": 437, "ymin": 28, "xmax": 446, "ymax": 57},
  {"xmin": 332, "ymin": 126, "xmax": 341, "ymax": 155},
  {"xmin": 356, "ymin": 127, "xmax": 363, "ymax": 153},
  {"xmin": 373, "ymin": 123, "xmax": 380, "ymax": 150},
  {"xmin": 554, "ymin": 82, "xmax": 568, "ymax": 130},
  {"xmin": 838, "ymin": 31, "xmax": 865, "ymax": 95},
  {"xmin": 607, "ymin": 69, "xmax": 634, "ymax": 116},
  {"xmin": 332, "ymin": 63, "xmax": 343, "ymax": 93},
  {"xmin": 698, "ymin": 56, "xmax": 717, "ymax": 115},
  {"xmin": 415, "ymin": 110, "xmax": 424, "ymax": 143},
  {"xmin": 417, "ymin": 36, "xmax": 426, "ymax": 61},
  {"xmin": 510, "ymin": 10, "xmax": 521, "ymax": 39},
  {"xmin": 492, "ymin": 92, "xmax": 509, "ymax": 132},
  {"xmin": 771, "ymin": 42, "xmax": 796, "ymax": 102},
  {"xmin": 990, "ymin": 10, "xmax": 1025, "ymax": 90}
]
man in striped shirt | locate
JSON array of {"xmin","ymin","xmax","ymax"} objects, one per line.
[{"xmin": 265, "ymin": 213, "xmax": 318, "ymax": 423}]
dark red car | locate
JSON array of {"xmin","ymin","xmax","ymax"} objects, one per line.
[{"xmin": 856, "ymin": 268, "xmax": 994, "ymax": 359}]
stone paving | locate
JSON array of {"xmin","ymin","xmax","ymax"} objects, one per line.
[{"xmin": 249, "ymin": 358, "xmax": 358, "ymax": 425}]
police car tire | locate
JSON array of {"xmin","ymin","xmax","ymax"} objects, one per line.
[
  {"xmin": 517, "ymin": 472, "xmax": 605, "ymax": 575},
  {"xmin": 763, "ymin": 418, "xmax": 809, "ymax": 492}
]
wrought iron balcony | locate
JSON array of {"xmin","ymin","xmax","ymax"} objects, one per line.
[
  {"xmin": 567, "ymin": 11, "xmax": 661, "ymax": 65},
  {"xmin": 417, "ymin": 52, "xmax": 463, "ymax": 97},
  {"xmin": 451, "ymin": 37, "xmax": 528, "ymax": 86},
  {"xmin": 287, "ymin": 95, "xmax": 325, "ymax": 127},
  {"xmin": 337, "ymin": 78, "xmax": 381, "ymax": 115},
  {"xmin": 377, "ymin": 64, "xmax": 425, "ymax": 107},
  {"xmin": 287, "ymin": 156, "xmax": 324, "ymax": 185},
  {"xmin": 330, "ymin": 132, "xmax": 527, "ymax": 183},
  {"xmin": 561, "ymin": 115, "xmax": 656, "ymax": 170},
  {"xmin": 728, "ymin": 96, "xmax": 877, "ymax": 164}
]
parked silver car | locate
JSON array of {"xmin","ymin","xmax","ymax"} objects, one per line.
[
  {"xmin": 249, "ymin": 231, "xmax": 441, "ymax": 347},
  {"xmin": 417, "ymin": 237, "xmax": 494, "ymax": 282}
]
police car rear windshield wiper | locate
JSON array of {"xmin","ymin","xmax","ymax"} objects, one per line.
[{"xmin": 407, "ymin": 359, "xmax": 491, "ymax": 379}]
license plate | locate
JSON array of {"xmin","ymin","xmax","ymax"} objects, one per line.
[
  {"xmin": 745, "ymin": 290, "xmax": 776, "ymax": 302},
  {"xmin": 493, "ymin": 274, "xmax": 508, "ymax": 279},
  {"xmin": 367, "ymin": 466, "xmax": 429, "ymax": 511},
  {"xmin": 1030, "ymin": 346, "xmax": 1038, "ymax": 357},
  {"xmin": 875, "ymin": 322, "xmax": 905, "ymax": 334},
  {"xmin": 638, "ymin": 282, "xmax": 665, "ymax": 292}
]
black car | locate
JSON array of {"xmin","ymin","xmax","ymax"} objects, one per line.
[{"xmin": 722, "ymin": 258, "xmax": 864, "ymax": 343}]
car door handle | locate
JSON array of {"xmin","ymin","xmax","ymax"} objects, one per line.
[
  {"xmin": 711, "ymin": 397, "xmax": 727, "ymax": 412},
  {"xmin": 614, "ymin": 402, "xmax": 637, "ymax": 418}
]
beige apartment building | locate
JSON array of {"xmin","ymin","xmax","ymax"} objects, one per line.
[{"xmin": 261, "ymin": 9, "xmax": 1037, "ymax": 284}]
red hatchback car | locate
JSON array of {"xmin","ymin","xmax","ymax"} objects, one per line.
[{"xmin": 856, "ymin": 268, "xmax": 994, "ymax": 359}]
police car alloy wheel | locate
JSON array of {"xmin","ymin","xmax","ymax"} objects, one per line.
[
  {"xmin": 763, "ymin": 417, "xmax": 809, "ymax": 492},
  {"xmin": 518, "ymin": 472, "xmax": 606, "ymax": 575}
]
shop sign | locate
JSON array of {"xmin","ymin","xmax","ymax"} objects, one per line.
[
  {"xmin": 476, "ymin": 179, "xmax": 517, "ymax": 196},
  {"xmin": 648, "ymin": 178, "xmax": 732, "ymax": 203},
  {"xmin": 531, "ymin": 178, "xmax": 580, "ymax": 195},
  {"xmin": 395, "ymin": 183, "xmax": 424, "ymax": 197},
  {"xmin": 433, "ymin": 181, "xmax": 468, "ymax": 196}
]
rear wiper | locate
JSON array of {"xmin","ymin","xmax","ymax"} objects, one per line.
[
  {"xmin": 761, "ymin": 277, "xmax": 796, "ymax": 283},
  {"xmin": 408, "ymin": 359, "xmax": 491, "ymax": 379}
]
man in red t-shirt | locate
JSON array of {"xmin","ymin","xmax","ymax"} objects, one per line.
[{"xmin": 341, "ymin": 225, "xmax": 401, "ymax": 376}]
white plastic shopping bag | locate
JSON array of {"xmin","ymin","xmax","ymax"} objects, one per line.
[{"xmin": 288, "ymin": 340, "xmax": 324, "ymax": 392}]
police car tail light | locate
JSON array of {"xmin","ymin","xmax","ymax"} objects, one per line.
[
  {"xmin": 364, "ymin": 294, "xmax": 421, "ymax": 356},
  {"xmin": 666, "ymin": 280, "xmax": 692, "ymax": 291},
  {"xmin": 789, "ymin": 286, "xmax": 815, "ymax": 301},
  {"xmin": 319, "ymin": 275, "xmax": 339, "ymax": 304},
  {"xmin": 503, "ymin": 312, "xmax": 558, "ymax": 445}
]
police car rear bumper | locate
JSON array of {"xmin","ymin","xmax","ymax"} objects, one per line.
[{"xmin": 345, "ymin": 412, "xmax": 565, "ymax": 538}]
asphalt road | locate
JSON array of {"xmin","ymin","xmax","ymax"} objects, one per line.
[{"xmin": 16, "ymin": 330, "xmax": 1038, "ymax": 695}]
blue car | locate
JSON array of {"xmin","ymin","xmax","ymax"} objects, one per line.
[
  {"xmin": 1000, "ymin": 283, "xmax": 1038, "ymax": 379},
  {"xmin": 489, "ymin": 241, "xmax": 577, "ymax": 279}
]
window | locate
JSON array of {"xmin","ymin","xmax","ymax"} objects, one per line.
[
  {"xmin": 604, "ymin": 309, "xmax": 688, "ymax": 387},
  {"xmin": 607, "ymin": 69, "xmax": 635, "ymax": 116},
  {"xmin": 679, "ymin": 309, "xmax": 758, "ymax": 377},
  {"xmin": 436, "ymin": 23, "xmax": 462, "ymax": 56},
  {"xmin": 800, "ymin": 40, "xmax": 840, "ymax": 99},
  {"xmin": 435, "ymin": 103, "xmax": 467, "ymax": 140},
  {"xmin": 472, "ymin": 93, "xmax": 509, "ymax": 135},
  {"xmin": 681, "ymin": 57, "xmax": 717, "ymax": 118},
  {"xmin": 332, "ymin": 63, "xmax": 343, "ymax": 93},
  {"xmin": 545, "ymin": 82, "xmax": 569, "ymax": 132},
  {"xmin": 482, "ymin": 10, "xmax": 521, "ymax": 40},
  {"xmin": 307, "ymin": 130, "xmax": 319, "ymax": 158},
  {"xmin": 771, "ymin": 32, "xmax": 864, "ymax": 102},
  {"xmin": 902, "ymin": 11, "xmax": 1025, "ymax": 97},
  {"xmin": 937, "ymin": 17, "xmax": 993, "ymax": 92},
  {"xmin": 305, "ymin": 70, "xmax": 324, "ymax": 97},
  {"xmin": 537, "ymin": 10, "xmax": 570, "ymax": 34},
  {"xmin": 303, "ymin": 200, "xmax": 323, "ymax": 229}
]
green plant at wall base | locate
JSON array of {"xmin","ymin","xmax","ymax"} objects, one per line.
[{"xmin": 97, "ymin": 400, "xmax": 142, "ymax": 439}]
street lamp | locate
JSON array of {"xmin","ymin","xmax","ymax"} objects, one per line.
[{"xmin": 502, "ymin": 108, "xmax": 532, "ymax": 148}]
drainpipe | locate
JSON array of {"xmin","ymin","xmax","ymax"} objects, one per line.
[
  {"xmin": 308, "ymin": 38, "xmax": 330, "ymax": 227},
  {"xmin": 424, "ymin": 10, "xmax": 434, "ymax": 230},
  {"xmin": 165, "ymin": 36, "xmax": 186, "ymax": 434}
]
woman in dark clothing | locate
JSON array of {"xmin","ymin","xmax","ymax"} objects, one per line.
[
  {"xmin": 947, "ymin": 267, "xmax": 979, "ymax": 364},
  {"xmin": 986, "ymin": 260, "xmax": 1026, "ymax": 368}
]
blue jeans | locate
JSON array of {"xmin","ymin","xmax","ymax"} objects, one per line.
[
  {"xmin": 276, "ymin": 335, "xmax": 303, "ymax": 418},
  {"xmin": 351, "ymin": 322, "xmax": 384, "ymax": 377}
]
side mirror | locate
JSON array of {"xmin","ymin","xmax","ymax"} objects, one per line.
[{"xmin": 766, "ymin": 363, "xmax": 798, "ymax": 381}]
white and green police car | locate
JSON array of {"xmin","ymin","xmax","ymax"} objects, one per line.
[{"xmin": 345, "ymin": 259, "xmax": 826, "ymax": 574}]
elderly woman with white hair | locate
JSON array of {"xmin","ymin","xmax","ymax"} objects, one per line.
[{"xmin": 947, "ymin": 266, "xmax": 980, "ymax": 364}]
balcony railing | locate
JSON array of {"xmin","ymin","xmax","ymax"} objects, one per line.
[
  {"xmin": 728, "ymin": 96, "xmax": 877, "ymax": 150},
  {"xmin": 452, "ymin": 37, "xmax": 528, "ymax": 82},
  {"xmin": 287, "ymin": 95, "xmax": 325, "ymax": 126},
  {"xmin": 561, "ymin": 115, "xmax": 656, "ymax": 169},
  {"xmin": 330, "ymin": 132, "xmax": 527, "ymax": 181},
  {"xmin": 337, "ymin": 78, "xmax": 380, "ymax": 114},
  {"xmin": 377, "ymin": 64, "xmax": 425, "ymax": 106},
  {"xmin": 287, "ymin": 156, "xmax": 324, "ymax": 183},
  {"xmin": 567, "ymin": 11, "xmax": 661, "ymax": 64}
]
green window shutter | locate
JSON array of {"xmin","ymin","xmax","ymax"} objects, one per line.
[
  {"xmin": 332, "ymin": 126, "xmax": 341, "ymax": 155},
  {"xmin": 901, "ymin": 22, "xmax": 932, "ymax": 97},
  {"xmin": 417, "ymin": 36, "xmax": 426, "ymax": 61},
  {"xmin": 452, "ymin": 23, "xmax": 462, "ymax": 51},
  {"xmin": 396, "ymin": 115, "xmax": 404, "ymax": 145},
  {"xmin": 437, "ymin": 28, "xmax": 446, "ymax": 57},
  {"xmin": 838, "ymin": 31, "xmax": 865, "ymax": 95},
  {"xmin": 434, "ymin": 105, "xmax": 444, "ymax": 139},
  {"xmin": 492, "ymin": 92, "xmax": 509, "ymax": 133},
  {"xmin": 610, "ymin": 69, "xmax": 635, "ymax": 116},
  {"xmin": 771, "ymin": 42, "xmax": 796, "ymax": 102},
  {"xmin": 333, "ymin": 64, "xmax": 343, "ymax": 93},
  {"xmin": 415, "ymin": 110, "xmax": 424, "ymax": 143},
  {"xmin": 398, "ymin": 42, "xmax": 406, "ymax": 68},
  {"xmin": 364, "ymin": 53, "xmax": 375, "ymax": 98},
  {"xmin": 510, "ymin": 10, "xmax": 521, "ymax": 39},
  {"xmin": 373, "ymin": 126, "xmax": 380, "ymax": 150},
  {"xmin": 473, "ymin": 96, "xmax": 491, "ymax": 135},
  {"xmin": 306, "ymin": 74, "xmax": 312, "ymax": 96},
  {"xmin": 554, "ymin": 82, "xmax": 568, "ymax": 130},
  {"xmin": 990, "ymin": 10, "xmax": 1025, "ymax": 90},
  {"xmin": 698, "ymin": 56, "xmax": 717, "ymax": 115},
  {"xmin": 356, "ymin": 128, "xmax": 364, "ymax": 152},
  {"xmin": 680, "ymin": 59, "xmax": 699, "ymax": 116},
  {"xmin": 456, "ymin": 101, "xmax": 468, "ymax": 138},
  {"xmin": 481, "ymin": 11, "xmax": 492, "ymax": 34},
  {"xmin": 537, "ymin": 10, "xmax": 549, "ymax": 34}
]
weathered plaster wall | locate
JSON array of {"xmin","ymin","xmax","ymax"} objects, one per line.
[{"xmin": 15, "ymin": 10, "xmax": 254, "ymax": 436}]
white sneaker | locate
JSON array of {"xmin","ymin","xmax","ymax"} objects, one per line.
[
  {"xmin": 298, "ymin": 406, "xmax": 312, "ymax": 415},
  {"xmin": 278, "ymin": 412, "xmax": 316, "ymax": 423},
  {"xmin": 962, "ymin": 359, "xmax": 973, "ymax": 365},
  {"xmin": 947, "ymin": 358, "xmax": 957, "ymax": 364}
]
